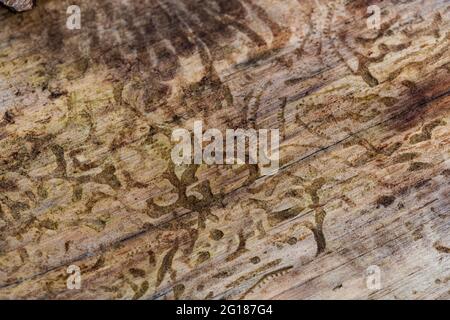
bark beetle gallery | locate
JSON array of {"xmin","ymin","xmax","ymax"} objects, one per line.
[{"xmin": 0, "ymin": 0, "xmax": 449, "ymax": 299}]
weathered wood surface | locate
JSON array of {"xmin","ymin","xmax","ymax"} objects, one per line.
[
  {"xmin": 0, "ymin": 0, "xmax": 449, "ymax": 299},
  {"xmin": 0, "ymin": 0, "xmax": 34, "ymax": 12}
]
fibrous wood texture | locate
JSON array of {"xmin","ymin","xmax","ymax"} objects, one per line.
[
  {"xmin": 0, "ymin": 0, "xmax": 449, "ymax": 299},
  {"xmin": 0, "ymin": 0, "xmax": 34, "ymax": 12}
]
